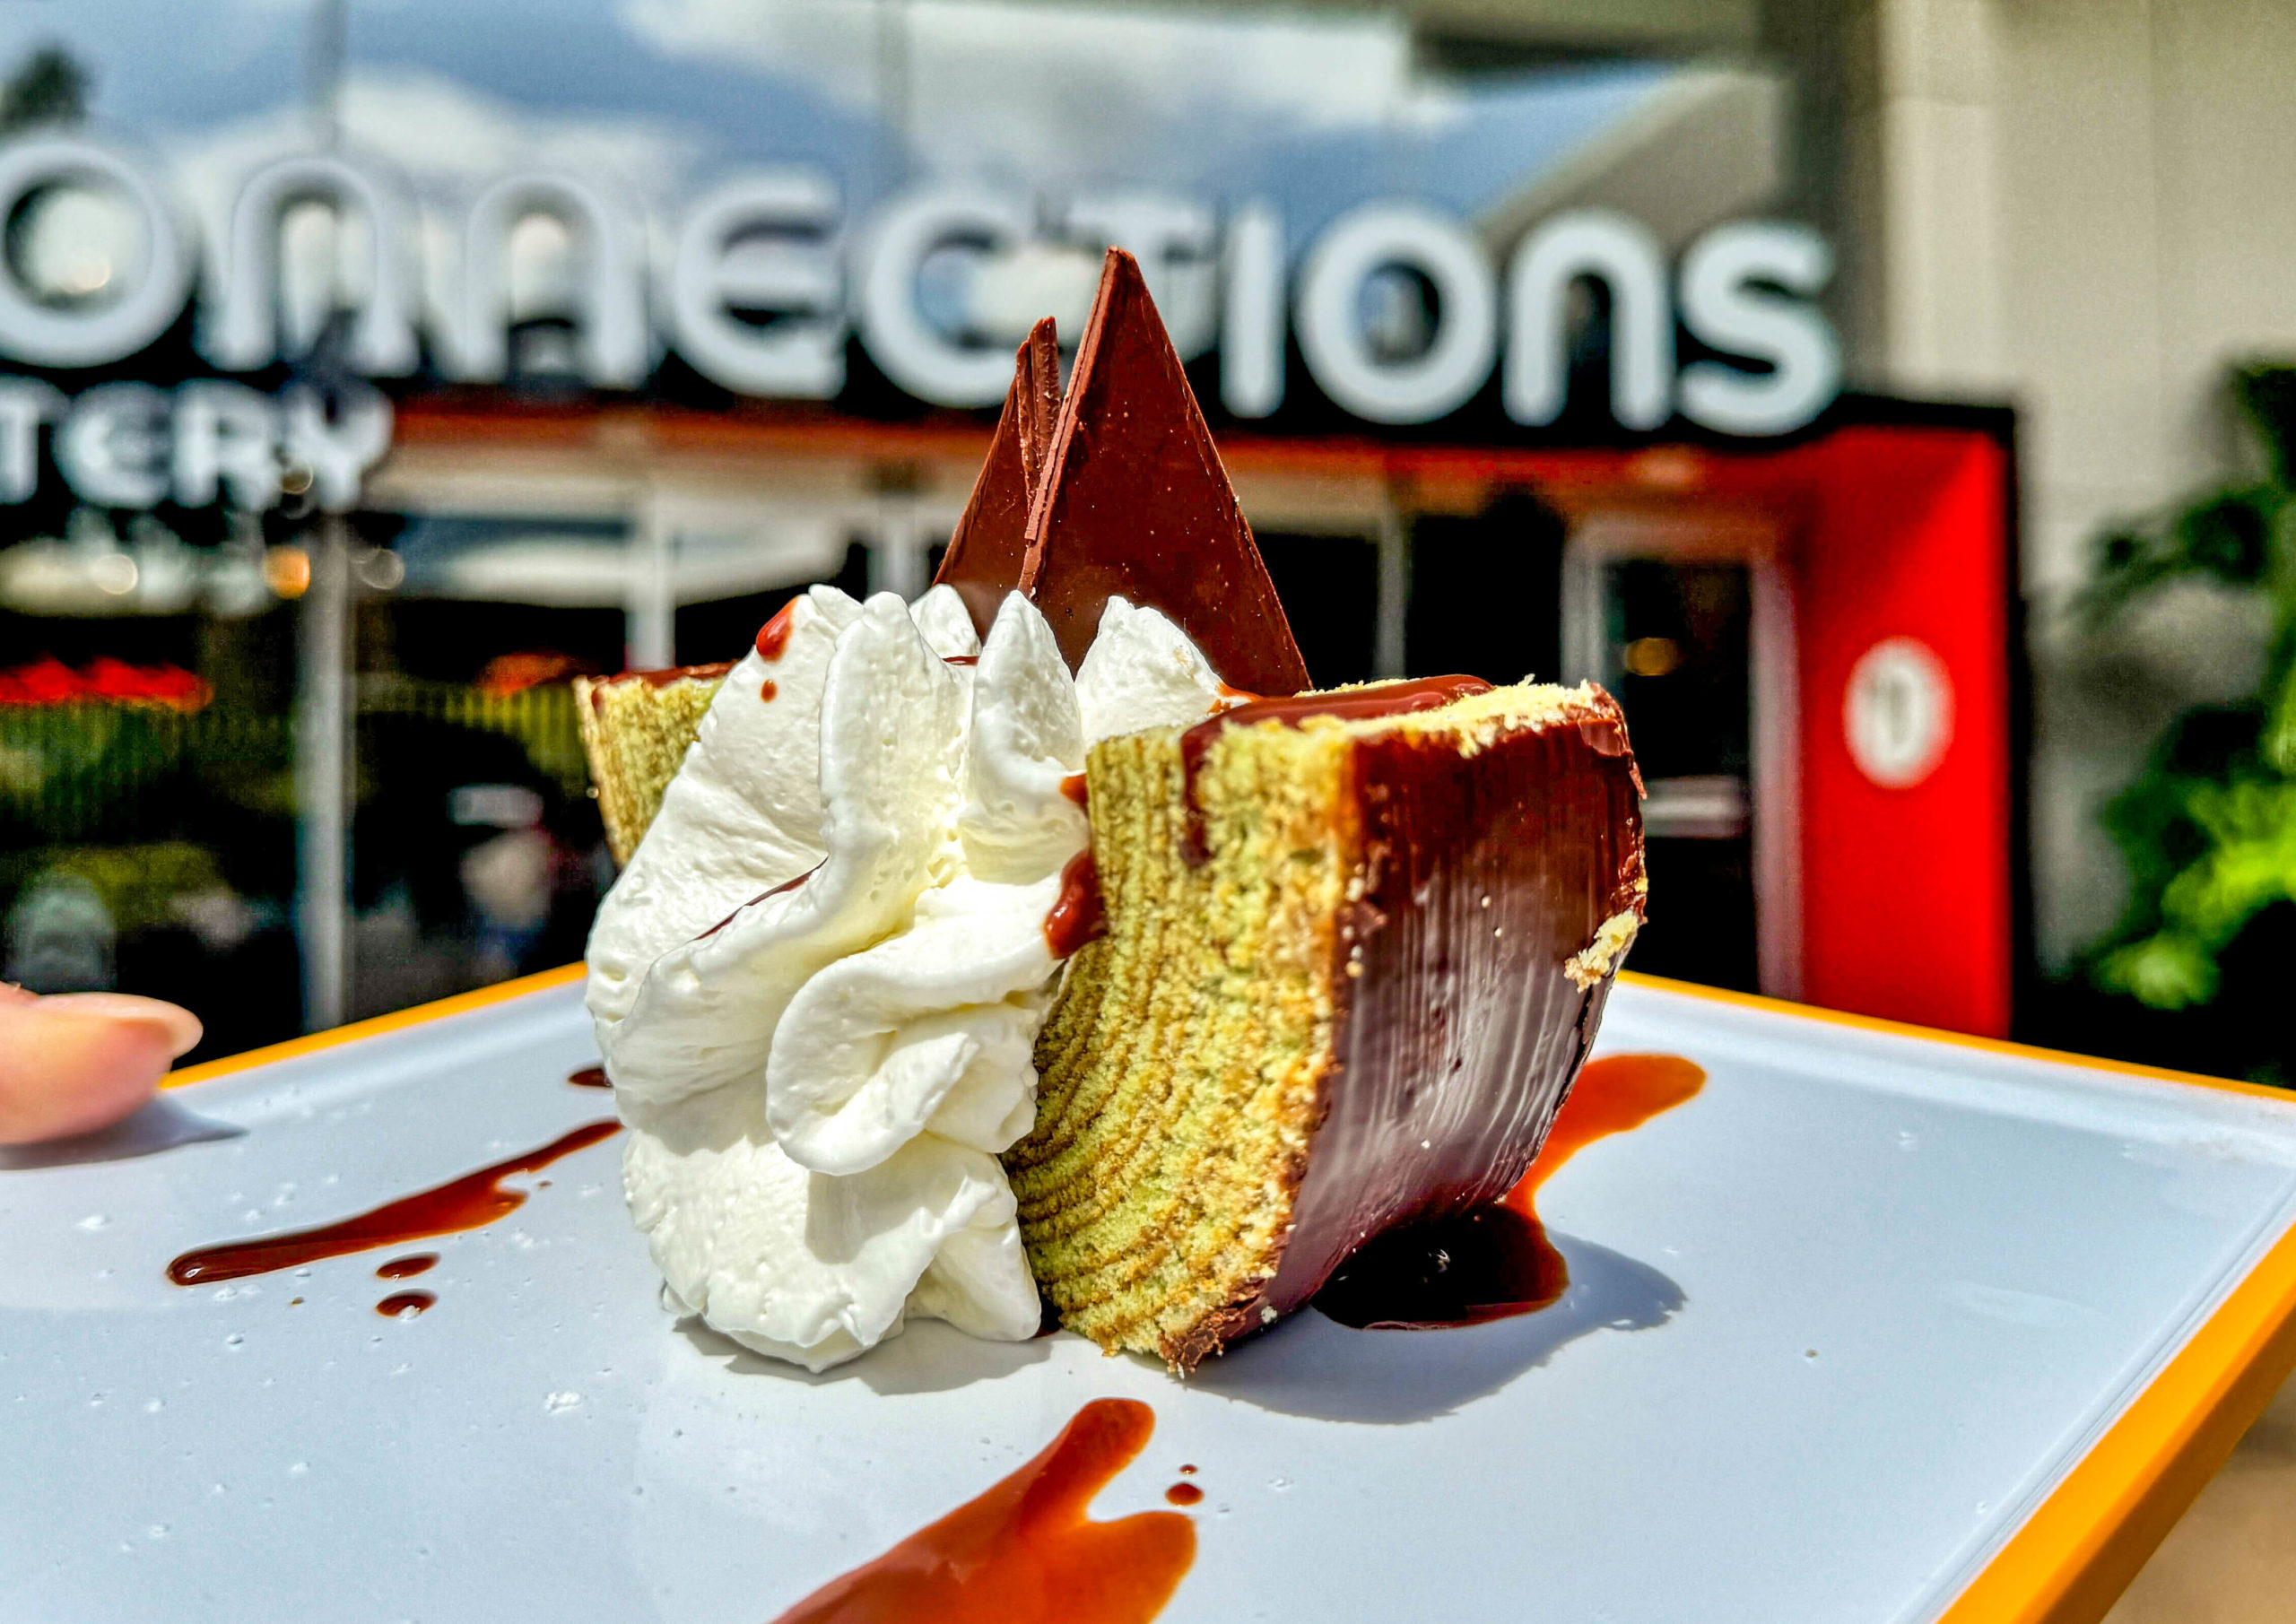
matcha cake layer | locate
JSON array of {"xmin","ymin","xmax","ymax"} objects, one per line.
[
  {"xmin": 575, "ymin": 664, "xmax": 730, "ymax": 864},
  {"xmin": 1006, "ymin": 677, "xmax": 1647, "ymax": 1369}
]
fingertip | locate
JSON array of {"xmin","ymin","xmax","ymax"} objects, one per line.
[{"xmin": 35, "ymin": 994, "xmax": 204, "ymax": 1059}]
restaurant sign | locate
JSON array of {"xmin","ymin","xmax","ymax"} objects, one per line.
[{"xmin": 0, "ymin": 135, "xmax": 1841, "ymax": 512}]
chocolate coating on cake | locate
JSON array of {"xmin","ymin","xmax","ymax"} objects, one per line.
[
  {"xmin": 584, "ymin": 662, "xmax": 735, "ymax": 708},
  {"xmin": 1178, "ymin": 675, "xmax": 1492, "ymax": 862},
  {"xmin": 1191, "ymin": 692, "xmax": 1647, "ymax": 1356}
]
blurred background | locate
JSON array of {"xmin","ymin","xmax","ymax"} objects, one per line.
[{"xmin": 0, "ymin": 0, "xmax": 2286, "ymax": 1097}]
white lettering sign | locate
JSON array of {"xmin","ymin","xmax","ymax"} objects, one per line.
[
  {"xmin": 207, "ymin": 152, "xmax": 418, "ymax": 377},
  {"xmin": 1220, "ymin": 202, "xmax": 1286, "ymax": 420},
  {"xmin": 670, "ymin": 171, "xmax": 846, "ymax": 399},
  {"xmin": 451, "ymin": 172, "xmax": 649, "ymax": 388},
  {"xmin": 1297, "ymin": 203, "xmax": 1498, "ymax": 425},
  {"xmin": 1677, "ymin": 222, "xmax": 1839, "ymax": 437},
  {"xmin": 0, "ymin": 138, "xmax": 192, "ymax": 369},
  {"xmin": 1505, "ymin": 210, "xmax": 1671, "ymax": 431},
  {"xmin": 0, "ymin": 134, "xmax": 1843, "ymax": 515},
  {"xmin": 857, "ymin": 187, "xmax": 1031, "ymax": 407},
  {"xmin": 11, "ymin": 377, "xmax": 388, "ymax": 513}
]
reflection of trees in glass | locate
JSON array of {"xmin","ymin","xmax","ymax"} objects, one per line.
[
  {"xmin": 0, "ymin": 45, "xmax": 87, "ymax": 133},
  {"xmin": 2085, "ymin": 367, "xmax": 2296, "ymax": 1071}
]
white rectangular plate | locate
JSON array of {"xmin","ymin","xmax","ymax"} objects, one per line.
[{"xmin": 6, "ymin": 977, "xmax": 2296, "ymax": 1624}]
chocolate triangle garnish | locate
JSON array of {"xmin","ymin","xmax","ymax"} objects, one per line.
[
  {"xmin": 1019, "ymin": 248, "xmax": 1309, "ymax": 696},
  {"xmin": 935, "ymin": 317, "xmax": 1062, "ymax": 638},
  {"xmin": 1016, "ymin": 317, "xmax": 1061, "ymax": 490}
]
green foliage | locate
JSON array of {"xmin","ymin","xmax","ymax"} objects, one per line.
[
  {"xmin": 0, "ymin": 704, "xmax": 294, "ymax": 846},
  {"xmin": 2087, "ymin": 365, "xmax": 2296, "ymax": 1018},
  {"xmin": 4, "ymin": 842, "xmax": 230, "ymax": 934}
]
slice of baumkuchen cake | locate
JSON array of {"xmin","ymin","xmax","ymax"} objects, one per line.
[
  {"xmin": 1005, "ymin": 675, "xmax": 1646, "ymax": 1368},
  {"xmin": 572, "ymin": 248, "xmax": 1647, "ymax": 1374},
  {"xmin": 575, "ymin": 664, "xmax": 731, "ymax": 864}
]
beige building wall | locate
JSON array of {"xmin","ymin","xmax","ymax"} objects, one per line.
[{"xmin": 1845, "ymin": 0, "xmax": 2296, "ymax": 969}]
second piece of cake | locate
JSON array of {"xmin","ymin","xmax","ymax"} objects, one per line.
[{"xmin": 1008, "ymin": 676, "xmax": 1646, "ymax": 1369}]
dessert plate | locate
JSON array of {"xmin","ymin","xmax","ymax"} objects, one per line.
[{"xmin": 5, "ymin": 968, "xmax": 2295, "ymax": 1624}]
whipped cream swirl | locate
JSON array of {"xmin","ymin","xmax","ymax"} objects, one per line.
[{"xmin": 587, "ymin": 585, "xmax": 1225, "ymax": 1369}]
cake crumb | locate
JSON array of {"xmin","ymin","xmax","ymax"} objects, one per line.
[
  {"xmin": 1564, "ymin": 909, "xmax": 1641, "ymax": 990},
  {"xmin": 1259, "ymin": 1306, "xmax": 1278, "ymax": 1324}
]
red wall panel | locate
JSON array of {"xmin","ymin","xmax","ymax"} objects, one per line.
[{"xmin": 1794, "ymin": 429, "xmax": 2014, "ymax": 1036}]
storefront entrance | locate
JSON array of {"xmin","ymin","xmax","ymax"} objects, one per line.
[{"xmin": 367, "ymin": 398, "xmax": 2017, "ymax": 1038}]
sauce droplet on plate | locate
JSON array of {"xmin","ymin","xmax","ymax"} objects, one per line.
[
  {"xmin": 566, "ymin": 1065, "xmax": 610, "ymax": 1089},
  {"xmin": 1313, "ymin": 1054, "xmax": 1704, "ymax": 1330},
  {"xmin": 768, "ymin": 1398, "xmax": 1195, "ymax": 1624},
  {"xmin": 761, "ymin": 678, "xmax": 778, "ymax": 702},
  {"xmin": 1163, "ymin": 1482, "xmax": 1203, "ymax": 1507},
  {"xmin": 165, "ymin": 1121, "xmax": 621, "ymax": 1286},
  {"xmin": 376, "ymin": 1290, "xmax": 435, "ymax": 1318},
  {"xmin": 375, "ymin": 1254, "xmax": 438, "ymax": 1280}
]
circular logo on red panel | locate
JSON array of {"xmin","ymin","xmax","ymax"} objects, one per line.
[{"xmin": 1844, "ymin": 638, "xmax": 1953, "ymax": 788}]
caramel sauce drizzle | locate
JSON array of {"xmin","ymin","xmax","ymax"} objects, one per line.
[
  {"xmin": 165, "ymin": 1121, "xmax": 622, "ymax": 1286},
  {"xmin": 755, "ymin": 600, "xmax": 800, "ymax": 659},
  {"xmin": 1043, "ymin": 848, "xmax": 1107, "ymax": 958},
  {"xmin": 769, "ymin": 1398, "xmax": 1195, "ymax": 1624},
  {"xmin": 694, "ymin": 863, "xmax": 820, "ymax": 943}
]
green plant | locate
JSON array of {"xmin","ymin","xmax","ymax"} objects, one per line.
[{"xmin": 2085, "ymin": 365, "xmax": 2296, "ymax": 1024}]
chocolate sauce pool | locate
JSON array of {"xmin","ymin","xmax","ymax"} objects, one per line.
[{"xmin": 1314, "ymin": 1054, "xmax": 1704, "ymax": 1329}]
